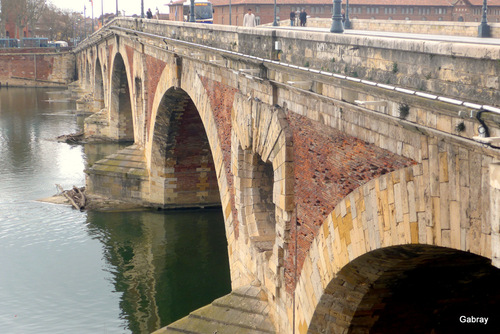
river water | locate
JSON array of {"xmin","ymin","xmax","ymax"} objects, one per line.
[{"xmin": 0, "ymin": 88, "xmax": 231, "ymax": 333}]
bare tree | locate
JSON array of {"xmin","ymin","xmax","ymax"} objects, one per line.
[
  {"xmin": 24, "ymin": 0, "xmax": 47, "ymax": 35},
  {"xmin": 38, "ymin": 4, "xmax": 82, "ymax": 42},
  {"xmin": 0, "ymin": 0, "xmax": 47, "ymax": 38}
]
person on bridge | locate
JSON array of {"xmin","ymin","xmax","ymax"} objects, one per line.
[
  {"xmin": 243, "ymin": 9, "xmax": 256, "ymax": 27},
  {"xmin": 290, "ymin": 10, "xmax": 296, "ymax": 26},
  {"xmin": 299, "ymin": 9, "xmax": 307, "ymax": 27},
  {"xmin": 146, "ymin": 8, "xmax": 153, "ymax": 19}
]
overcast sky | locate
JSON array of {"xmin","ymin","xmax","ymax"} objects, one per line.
[{"xmin": 49, "ymin": 0, "xmax": 171, "ymax": 17}]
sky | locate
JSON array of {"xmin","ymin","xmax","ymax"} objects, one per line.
[{"xmin": 49, "ymin": 0, "xmax": 171, "ymax": 17}]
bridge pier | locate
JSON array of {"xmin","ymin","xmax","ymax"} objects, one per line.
[{"xmin": 491, "ymin": 162, "xmax": 500, "ymax": 268}]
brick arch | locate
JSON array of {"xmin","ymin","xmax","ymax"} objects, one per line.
[
  {"xmin": 148, "ymin": 86, "xmax": 220, "ymax": 208},
  {"xmin": 145, "ymin": 59, "xmax": 245, "ymax": 283},
  {"xmin": 109, "ymin": 52, "xmax": 134, "ymax": 141},
  {"xmin": 231, "ymin": 92, "xmax": 294, "ymax": 298},
  {"xmin": 291, "ymin": 164, "xmax": 494, "ymax": 333},
  {"xmin": 307, "ymin": 244, "xmax": 500, "ymax": 334}
]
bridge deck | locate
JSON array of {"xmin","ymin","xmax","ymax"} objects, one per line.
[{"xmin": 268, "ymin": 26, "xmax": 500, "ymax": 45}]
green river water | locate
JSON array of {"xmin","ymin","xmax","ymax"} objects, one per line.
[{"xmin": 0, "ymin": 87, "xmax": 231, "ymax": 333}]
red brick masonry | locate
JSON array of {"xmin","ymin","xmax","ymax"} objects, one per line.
[
  {"xmin": 285, "ymin": 111, "xmax": 416, "ymax": 293},
  {"xmin": 200, "ymin": 76, "xmax": 240, "ymax": 237}
]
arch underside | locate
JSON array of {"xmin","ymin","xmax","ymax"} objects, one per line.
[
  {"xmin": 94, "ymin": 57, "xmax": 104, "ymax": 110},
  {"xmin": 308, "ymin": 244, "xmax": 500, "ymax": 334},
  {"xmin": 110, "ymin": 53, "xmax": 133, "ymax": 141},
  {"xmin": 150, "ymin": 87, "xmax": 220, "ymax": 208}
]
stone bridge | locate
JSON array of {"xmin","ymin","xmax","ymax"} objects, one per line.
[{"xmin": 74, "ymin": 18, "xmax": 500, "ymax": 333}]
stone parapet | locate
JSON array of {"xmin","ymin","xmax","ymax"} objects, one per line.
[
  {"xmin": 302, "ymin": 18, "xmax": 500, "ymax": 38},
  {"xmin": 100, "ymin": 17, "xmax": 500, "ymax": 106}
]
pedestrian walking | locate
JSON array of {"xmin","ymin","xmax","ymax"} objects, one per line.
[
  {"xmin": 290, "ymin": 10, "xmax": 296, "ymax": 26},
  {"xmin": 243, "ymin": 8, "xmax": 256, "ymax": 27},
  {"xmin": 299, "ymin": 9, "xmax": 307, "ymax": 27}
]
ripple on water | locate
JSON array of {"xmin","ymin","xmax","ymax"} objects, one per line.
[{"xmin": 0, "ymin": 202, "xmax": 88, "ymax": 249}]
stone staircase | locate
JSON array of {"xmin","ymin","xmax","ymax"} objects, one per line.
[{"xmin": 153, "ymin": 286, "xmax": 276, "ymax": 334}]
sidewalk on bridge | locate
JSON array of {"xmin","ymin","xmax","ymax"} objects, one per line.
[{"xmin": 264, "ymin": 24, "xmax": 500, "ymax": 46}]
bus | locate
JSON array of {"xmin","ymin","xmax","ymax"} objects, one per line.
[
  {"xmin": 0, "ymin": 38, "xmax": 20, "ymax": 48},
  {"xmin": 183, "ymin": 0, "xmax": 213, "ymax": 23},
  {"xmin": 20, "ymin": 38, "xmax": 49, "ymax": 48}
]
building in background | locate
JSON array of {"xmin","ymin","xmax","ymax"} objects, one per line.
[{"xmin": 170, "ymin": 0, "xmax": 500, "ymax": 25}]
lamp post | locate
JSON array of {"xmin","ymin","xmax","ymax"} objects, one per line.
[
  {"xmin": 273, "ymin": 0, "xmax": 278, "ymax": 26},
  {"xmin": 330, "ymin": 0, "xmax": 344, "ymax": 33},
  {"xmin": 189, "ymin": 0, "xmax": 195, "ymax": 22},
  {"xmin": 478, "ymin": 0, "xmax": 490, "ymax": 37},
  {"xmin": 101, "ymin": 0, "xmax": 104, "ymax": 27},
  {"xmin": 84, "ymin": 6, "xmax": 87, "ymax": 38},
  {"xmin": 229, "ymin": 0, "xmax": 232, "ymax": 25},
  {"xmin": 344, "ymin": 0, "xmax": 351, "ymax": 29},
  {"xmin": 116, "ymin": 0, "xmax": 119, "ymax": 16},
  {"xmin": 141, "ymin": 0, "xmax": 144, "ymax": 18}
]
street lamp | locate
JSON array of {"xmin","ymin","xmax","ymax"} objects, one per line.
[
  {"xmin": 116, "ymin": 0, "xmax": 119, "ymax": 16},
  {"xmin": 478, "ymin": 0, "xmax": 490, "ymax": 37},
  {"xmin": 84, "ymin": 6, "xmax": 87, "ymax": 38},
  {"xmin": 189, "ymin": 0, "xmax": 195, "ymax": 22},
  {"xmin": 273, "ymin": 0, "xmax": 278, "ymax": 26},
  {"xmin": 344, "ymin": 0, "xmax": 352, "ymax": 29},
  {"xmin": 141, "ymin": 0, "xmax": 144, "ymax": 18},
  {"xmin": 330, "ymin": 0, "xmax": 344, "ymax": 33},
  {"xmin": 229, "ymin": 0, "xmax": 232, "ymax": 25}
]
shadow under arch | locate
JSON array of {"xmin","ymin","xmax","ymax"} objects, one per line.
[
  {"xmin": 308, "ymin": 244, "xmax": 500, "ymax": 334},
  {"xmin": 149, "ymin": 86, "xmax": 220, "ymax": 208},
  {"xmin": 85, "ymin": 59, "xmax": 91, "ymax": 89},
  {"xmin": 94, "ymin": 57, "xmax": 105, "ymax": 110},
  {"xmin": 109, "ymin": 52, "xmax": 134, "ymax": 141}
]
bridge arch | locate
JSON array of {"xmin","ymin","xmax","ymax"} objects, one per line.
[
  {"xmin": 109, "ymin": 52, "xmax": 134, "ymax": 141},
  {"xmin": 148, "ymin": 86, "xmax": 220, "ymax": 208},
  {"xmin": 308, "ymin": 244, "xmax": 500, "ymax": 334},
  {"xmin": 94, "ymin": 57, "xmax": 105, "ymax": 110},
  {"xmin": 292, "ymin": 164, "xmax": 496, "ymax": 333}
]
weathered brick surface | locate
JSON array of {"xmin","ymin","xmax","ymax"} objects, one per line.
[
  {"xmin": 0, "ymin": 51, "xmax": 74, "ymax": 86},
  {"xmin": 173, "ymin": 97, "xmax": 219, "ymax": 203},
  {"xmin": 285, "ymin": 111, "xmax": 416, "ymax": 294},
  {"xmin": 200, "ymin": 75, "xmax": 239, "ymax": 237},
  {"xmin": 125, "ymin": 45, "xmax": 135, "ymax": 80},
  {"xmin": 145, "ymin": 55, "xmax": 167, "ymax": 138}
]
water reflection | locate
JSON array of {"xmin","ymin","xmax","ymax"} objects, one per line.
[
  {"xmin": 0, "ymin": 88, "xmax": 231, "ymax": 333},
  {"xmin": 86, "ymin": 209, "xmax": 231, "ymax": 333}
]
